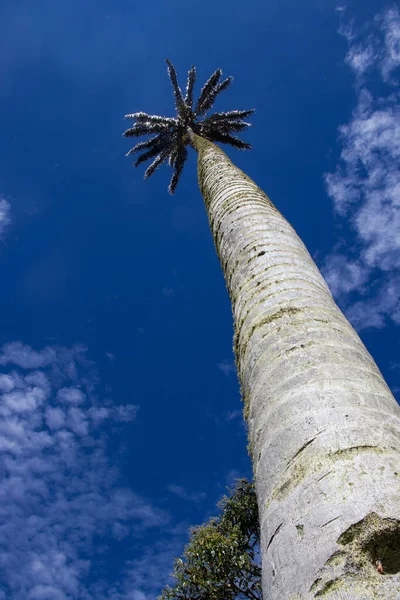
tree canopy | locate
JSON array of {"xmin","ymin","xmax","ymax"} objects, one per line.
[
  {"xmin": 159, "ymin": 479, "xmax": 262, "ymax": 600},
  {"xmin": 123, "ymin": 60, "xmax": 254, "ymax": 193}
]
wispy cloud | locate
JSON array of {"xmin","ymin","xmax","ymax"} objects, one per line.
[
  {"xmin": 344, "ymin": 274, "xmax": 400, "ymax": 330},
  {"xmin": 167, "ymin": 484, "xmax": 207, "ymax": 504},
  {"xmin": 225, "ymin": 409, "xmax": 242, "ymax": 422},
  {"xmin": 0, "ymin": 341, "xmax": 58, "ymax": 369},
  {"xmin": 0, "ymin": 341, "xmax": 168, "ymax": 599},
  {"xmin": 323, "ymin": 7, "xmax": 400, "ymax": 330},
  {"xmin": 217, "ymin": 359, "xmax": 236, "ymax": 376},
  {"xmin": 162, "ymin": 287, "xmax": 175, "ymax": 298},
  {"xmin": 100, "ymin": 537, "xmax": 187, "ymax": 600},
  {"xmin": 224, "ymin": 468, "xmax": 243, "ymax": 487},
  {"xmin": 0, "ymin": 197, "xmax": 11, "ymax": 239},
  {"xmin": 339, "ymin": 7, "xmax": 400, "ymax": 82}
]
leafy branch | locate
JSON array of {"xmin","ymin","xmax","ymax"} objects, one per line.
[{"xmin": 159, "ymin": 479, "xmax": 262, "ymax": 600}]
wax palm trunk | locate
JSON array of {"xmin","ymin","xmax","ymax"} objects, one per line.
[{"xmin": 192, "ymin": 133, "xmax": 400, "ymax": 600}]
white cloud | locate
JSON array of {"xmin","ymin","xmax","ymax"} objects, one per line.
[
  {"xmin": 380, "ymin": 7, "xmax": 400, "ymax": 82},
  {"xmin": 217, "ymin": 359, "xmax": 236, "ymax": 376},
  {"xmin": 225, "ymin": 409, "xmax": 242, "ymax": 421},
  {"xmin": 114, "ymin": 404, "xmax": 139, "ymax": 422},
  {"xmin": 0, "ymin": 342, "xmax": 56, "ymax": 369},
  {"xmin": 340, "ymin": 7, "xmax": 400, "ymax": 81},
  {"xmin": 45, "ymin": 406, "xmax": 65, "ymax": 429},
  {"xmin": 0, "ymin": 197, "xmax": 11, "ymax": 238},
  {"xmin": 345, "ymin": 39, "xmax": 377, "ymax": 78},
  {"xmin": 323, "ymin": 7, "xmax": 400, "ymax": 330},
  {"xmin": 0, "ymin": 374, "xmax": 15, "ymax": 392},
  {"xmin": 0, "ymin": 341, "xmax": 171, "ymax": 600},
  {"xmin": 322, "ymin": 254, "xmax": 370, "ymax": 297},
  {"xmin": 56, "ymin": 386, "xmax": 85, "ymax": 404},
  {"xmin": 345, "ymin": 275, "xmax": 400, "ymax": 330}
]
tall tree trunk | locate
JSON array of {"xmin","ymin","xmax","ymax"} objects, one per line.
[{"xmin": 191, "ymin": 133, "xmax": 400, "ymax": 599}]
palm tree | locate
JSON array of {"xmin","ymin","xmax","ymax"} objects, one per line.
[{"xmin": 123, "ymin": 61, "xmax": 400, "ymax": 600}]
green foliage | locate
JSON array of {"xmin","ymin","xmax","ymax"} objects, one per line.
[{"xmin": 159, "ymin": 479, "xmax": 262, "ymax": 600}]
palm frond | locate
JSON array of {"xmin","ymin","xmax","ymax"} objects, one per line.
[
  {"xmin": 185, "ymin": 66, "xmax": 196, "ymax": 109},
  {"xmin": 207, "ymin": 109, "xmax": 255, "ymax": 122},
  {"xmin": 125, "ymin": 134, "xmax": 170, "ymax": 156},
  {"xmin": 202, "ymin": 130, "xmax": 252, "ymax": 150},
  {"xmin": 126, "ymin": 112, "xmax": 177, "ymax": 126},
  {"xmin": 194, "ymin": 69, "xmax": 222, "ymax": 116},
  {"xmin": 168, "ymin": 138, "xmax": 180, "ymax": 167},
  {"xmin": 166, "ymin": 59, "xmax": 185, "ymax": 114},
  {"xmin": 196, "ymin": 77, "xmax": 233, "ymax": 116},
  {"xmin": 201, "ymin": 118, "xmax": 251, "ymax": 134},
  {"xmin": 169, "ymin": 146, "xmax": 188, "ymax": 194},
  {"xmin": 144, "ymin": 150, "xmax": 170, "ymax": 179},
  {"xmin": 123, "ymin": 122, "xmax": 171, "ymax": 138},
  {"xmin": 134, "ymin": 142, "xmax": 172, "ymax": 167},
  {"xmin": 224, "ymin": 121, "xmax": 251, "ymax": 133}
]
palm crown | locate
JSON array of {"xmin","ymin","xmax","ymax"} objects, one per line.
[{"xmin": 123, "ymin": 60, "xmax": 254, "ymax": 194}]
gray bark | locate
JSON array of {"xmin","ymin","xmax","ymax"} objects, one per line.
[{"xmin": 192, "ymin": 133, "xmax": 400, "ymax": 599}]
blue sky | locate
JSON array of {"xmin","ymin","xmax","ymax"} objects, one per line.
[{"xmin": 0, "ymin": 1, "xmax": 399, "ymax": 598}]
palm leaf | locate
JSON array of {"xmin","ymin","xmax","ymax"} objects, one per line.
[
  {"xmin": 207, "ymin": 109, "xmax": 255, "ymax": 122},
  {"xmin": 194, "ymin": 69, "xmax": 222, "ymax": 116},
  {"xmin": 201, "ymin": 118, "xmax": 251, "ymax": 134},
  {"xmin": 196, "ymin": 77, "xmax": 233, "ymax": 115},
  {"xmin": 123, "ymin": 122, "xmax": 171, "ymax": 138},
  {"xmin": 203, "ymin": 130, "xmax": 252, "ymax": 149},
  {"xmin": 125, "ymin": 134, "xmax": 170, "ymax": 156},
  {"xmin": 169, "ymin": 140, "xmax": 180, "ymax": 167},
  {"xmin": 166, "ymin": 59, "xmax": 185, "ymax": 114},
  {"xmin": 135, "ymin": 143, "xmax": 171, "ymax": 167},
  {"xmin": 126, "ymin": 112, "xmax": 177, "ymax": 126},
  {"xmin": 185, "ymin": 66, "xmax": 196, "ymax": 109},
  {"xmin": 144, "ymin": 150, "xmax": 170, "ymax": 179},
  {"xmin": 169, "ymin": 146, "xmax": 188, "ymax": 194}
]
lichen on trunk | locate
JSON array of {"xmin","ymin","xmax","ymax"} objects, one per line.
[{"xmin": 191, "ymin": 133, "xmax": 400, "ymax": 599}]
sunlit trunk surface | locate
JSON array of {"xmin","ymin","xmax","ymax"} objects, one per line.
[{"xmin": 192, "ymin": 133, "xmax": 400, "ymax": 600}]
